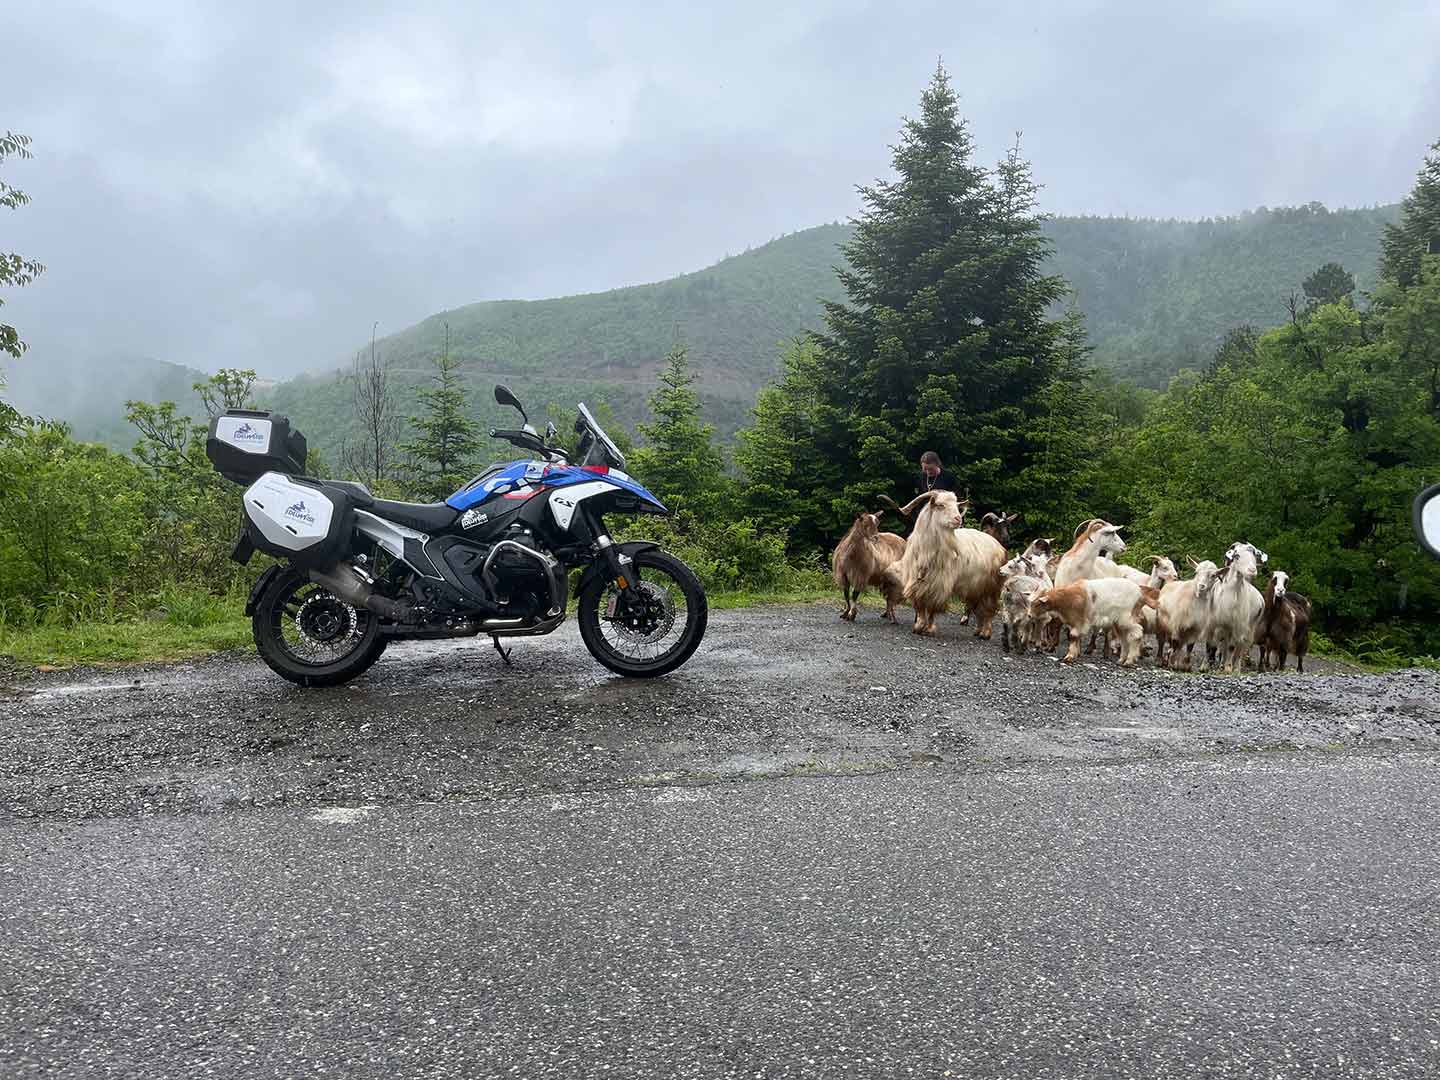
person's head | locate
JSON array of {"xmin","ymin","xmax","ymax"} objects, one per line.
[{"xmin": 920, "ymin": 450, "xmax": 942, "ymax": 479}]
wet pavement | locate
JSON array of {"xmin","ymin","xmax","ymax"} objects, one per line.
[
  {"xmin": 3, "ymin": 604, "xmax": 1438, "ymax": 823},
  {"xmin": 3, "ymin": 604, "xmax": 1440, "ymax": 1077}
]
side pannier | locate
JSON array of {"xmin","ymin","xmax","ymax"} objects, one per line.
[
  {"xmin": 241, "ymin": 472, "xmax": 355, "ymax": 569},
  {"xmin": 206, "ymin": 410, "xmax": 308, "ymax": 484}
]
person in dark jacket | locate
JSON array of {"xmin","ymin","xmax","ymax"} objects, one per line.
[{"xmin": 918, "ymin": 450, "xmax": 960, "ymax": 496}]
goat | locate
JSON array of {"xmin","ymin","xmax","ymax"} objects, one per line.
[
  {"xmin": 1029, "ymin": 578, "xmax": 1159, "ymax": 667},
  {"xmin": 1023, "ymin": 537, "xmax": 1056, "ymax": 563},
  {"xmin": 997, "ymin": 552, "xmax": 1052, "ymax": 653},
  {"xmin": 959, "ymin": 511, "xmax": 1023, "ymax": 627},
  {"xmin": 1156, "ymin": 558, "xmax": 1221, "ymax": 670},
  {"xmin": 1054, "ymin": 519, "xmax": 1127, "ymax": 587},
  {"xmin": 1203, "ymin": 542, "xmax": 1267, "ymax": 674},
  {"xmin": 832, "ymin": 510, "xmax": 907, "ymax": 622},
  {"xmin": 887, "ymin": 491, "xmax": 1006, "ymax": 637},
  {"xmin": 979, "ymin": 511, "xmax": 1022, "ymax": 549},
  {"xmin": 1255, "ymin": 570, "xmax": 1311, "ymax": 673},
  {"xmin": 1086, "ymin": 554, "xmax": 1180, "ymax": 658}
]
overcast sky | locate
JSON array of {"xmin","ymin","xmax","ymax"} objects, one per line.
[{"xmin": 4, "ymin": 0, "xmax": 1439, "ymax": 379}]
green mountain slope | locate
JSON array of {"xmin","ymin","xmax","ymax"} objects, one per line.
[
  {"xmin": 10, "ymin": 203, "xmax": 1401, "ymax": 451},
  {"xmin": 1046, "ymin": 202, "xmax": 1400, "ymax": 383}
]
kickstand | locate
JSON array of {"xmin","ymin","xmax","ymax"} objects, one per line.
[{"xmin": 491, "ymin": 635, "xmax": 512, "ymax": 666}]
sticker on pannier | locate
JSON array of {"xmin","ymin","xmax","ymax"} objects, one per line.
[
  {"xmin": 243, "ymin": 473, "xmax": 336, "ymax": 553},
  {"xmin": 213, "ymin": 415, "xmax": 274, "ymax": 455}
]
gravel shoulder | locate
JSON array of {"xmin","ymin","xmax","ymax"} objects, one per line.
[{"xmin": 3, "ymin": 603, "xmax": 1437, "ymax": 823}]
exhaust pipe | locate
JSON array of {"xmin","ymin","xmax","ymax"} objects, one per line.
[{"xmin": 309, "ymin": 564, "xmax": 413, "ymax": 623}]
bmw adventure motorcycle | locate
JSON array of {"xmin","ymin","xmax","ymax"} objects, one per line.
[{"xmin": 207, "ymin": 384, "xmax": 707, "ymax": 686}]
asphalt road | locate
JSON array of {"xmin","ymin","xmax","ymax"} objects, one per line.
[{"xmin": 3, "ymin": 605, "xmax": 1440, "ymax": 1077}]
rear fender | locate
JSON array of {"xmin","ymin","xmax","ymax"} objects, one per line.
[
  {"xmin": 577, "ymin": 540, "xmax": 660, "ymax": 595},
  {"xmin": 245, "ymin": 564, "xmax": 283, "ymax": 616}
]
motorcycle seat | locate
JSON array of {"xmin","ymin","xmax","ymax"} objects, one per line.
[{"xmin": 369, "ymin": 498, "xmax": 458, "ymax": 534}]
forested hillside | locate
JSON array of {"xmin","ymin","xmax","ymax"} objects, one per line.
[
  {"xmin": 1047, "ymin": 203, "xmax": 1398, "ymax": 382},
  {"xmin": 260, "ymin": 203, "xmax": 1396, "ymax": 455},
  {"xmin": 5, "ymin": 203, "xmax": 1399, "ymax": 452}
]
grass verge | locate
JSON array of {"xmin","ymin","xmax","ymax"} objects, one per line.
[
  {"xmin": 0, "ymin": 616, "xmax": 253, "ymax": 668},
  {"xmin": 0, "ymin": 585, "xmax": 253, "ymax": 669}
]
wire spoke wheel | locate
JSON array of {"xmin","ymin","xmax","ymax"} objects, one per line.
[
  {"xmin": 253, "ymin": 567, "xmax": 386, "ymax": 687},
  {"xmin": 278, "ymin": 584, "xmax": 366, "ymax": 665},
  {"xmin": 578, "ymin": 548, "xmax": 707, "ymax": 678}
]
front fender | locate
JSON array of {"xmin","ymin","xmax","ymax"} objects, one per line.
[
  {"xmin": 244, "ymin": 564, "xmax": 282, "ymax": 616},
  {"xmin": 577, "ymin": 540, "xmax": 661, "ymax": 595}
]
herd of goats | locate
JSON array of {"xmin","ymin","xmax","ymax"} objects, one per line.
[{"xmin": 831, "ymin": 489, "xmax": 1312, "ymax": 674}]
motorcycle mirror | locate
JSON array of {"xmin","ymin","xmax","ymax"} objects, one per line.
[
  {"xmin": 1415, "ymin": 483, "xmax": 1440, "ymax": 561},
  {"xmin": 493, "ymin": 384, "xmax": 528, "ymax": 424}
]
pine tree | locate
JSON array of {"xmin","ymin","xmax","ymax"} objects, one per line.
[
  {"xmin": 1380, "ymin": 139, "xmax": 1440, "ymax": 289},
  {"xmin": 399, "ymin": 334, "xmax": 481, "ymax": 501},
  {"xmin": 748, "ymin": 62, "xmax": 1088, "ymax": 546},
  {"xmin": 1303, "ymin": 263, "xmax": 1356, "ymax": 307},
  {"xmin": 629, "ymin": 343, "xmax": 728, "ymax": 516}
]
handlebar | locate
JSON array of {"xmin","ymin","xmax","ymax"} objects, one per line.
[{"xmin": 489, "ymin": 428, "xmax": 568, "ymax": 461}]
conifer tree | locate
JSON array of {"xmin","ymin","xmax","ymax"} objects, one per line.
[
  {"xmin": 1380, "ymin": 139, "xmax": 1440, "ymax": 289},
  {"xmin": 399, "ymin": 332, "xmax": 481, "ymax": 500},
  {"xmin": 629, "ymin": 343, "xmax": 728, "ymax": 516},
  {"xmin": 744, "ymin": 63, "xmax": 1088, "ymax": 546}
]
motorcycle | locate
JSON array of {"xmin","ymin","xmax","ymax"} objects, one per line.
[{"xmin": 207, "ymin": 384, "xmax": 707, "ymax": 686}]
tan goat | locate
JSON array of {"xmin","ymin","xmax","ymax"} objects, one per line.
[
  {"xmin": 831, "ymin": 510, "xmax": 906, "ymax": 622},
  {"xmin": 885, "ymin": 491, "xmax": 1006, "ymax": 637}
]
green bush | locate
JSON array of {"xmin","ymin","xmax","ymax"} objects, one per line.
[{"xmin": 616, "ymin": 511, "xmax": 823, "ymax": 594}]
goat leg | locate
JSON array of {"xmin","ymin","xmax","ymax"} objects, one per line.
[{"xmin": 1062, "ymin": 627, "xmax": 1082, "ymax": 664}]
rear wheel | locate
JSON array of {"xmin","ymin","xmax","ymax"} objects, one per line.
[
  {"xmin": 578, "ymin": 549, "xmax": 707, "ymax": 677},
  {"xmin": 253, "ymin": 567, "xmax": 387, "ymax": 687}
]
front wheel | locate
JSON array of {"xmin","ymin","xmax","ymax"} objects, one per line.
[
  {"xmin": 252, "ymin": 566, "xmax": 387, "ymax": 687},
  {"xmin": 577, "ymin": 548, "xmax": 707, "ymax": 677}
]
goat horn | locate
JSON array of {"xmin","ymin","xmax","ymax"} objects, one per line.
[
  {"xmin": 894, "ymin": 492, "xmax": 935, "ymax": 517},
  {"xmin": 1186, "ymin": 555, "xmax": 1199, "ymax": 569}
]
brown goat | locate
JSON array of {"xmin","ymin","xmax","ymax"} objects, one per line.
[
  {"xmin": 1255, "ymin": 570, "xmax": 1311, "ymax": 672},
  {"xmin": 979, "ymin": 511, "xmax": 1022, "ymax": 548},
  {"xmin": 832, "ymin": 510, "xmax": 906, "ymax": 622}
]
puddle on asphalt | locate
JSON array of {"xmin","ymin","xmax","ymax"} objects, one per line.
[
  {"xmin": 309, "ymin": 806, "xmax": 376, "ymax": 824},
  {"xmin": 31, "ymin": 682, "xmax": 147, "ymax": 698}
]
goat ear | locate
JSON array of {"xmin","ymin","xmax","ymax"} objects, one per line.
[{"xmin": 1006, "ymin": 512, "xmax": 1022, "ymax": 523}]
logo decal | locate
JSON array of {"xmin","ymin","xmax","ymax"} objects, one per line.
[
  {"xmin": 460, "ymin": 509, "xmax": 489, "ymax": 530},
  {"xmin": 284, "ymin": 500, "xmax": 317, "ymax": 525},
  {"xmin": 231, "ymin": 422, "xmax": 267, "ymax": 443}
]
